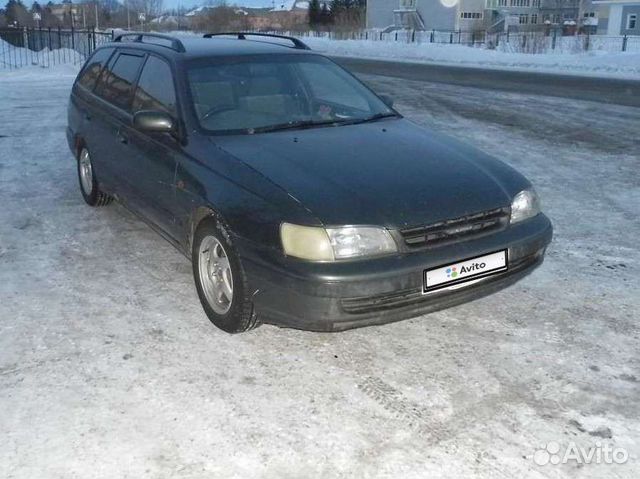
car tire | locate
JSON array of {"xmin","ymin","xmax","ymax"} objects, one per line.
[
  {"xmin": 192, "ymin": 217, "xmax": 260, "ymax": 333},
  {"xmin": 77, "ymin": 146, "xmax": 113, "ymax": 207}
]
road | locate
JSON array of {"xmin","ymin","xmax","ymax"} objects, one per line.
[
  {"xmin": 0, "ymin": 65, "xmax": 638, "ymax": 479},
  {"xmin": 333, "ymin": 57, "xmax": 640, "ymax": 107}
]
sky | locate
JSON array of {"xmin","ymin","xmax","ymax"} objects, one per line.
[
  {"xmin": 165, "ymin": 0, "xmax": 278, "ymax": 8},
  {"xmin": 20, "ymin": 0, "xmax": 280, "ymax": 10}
]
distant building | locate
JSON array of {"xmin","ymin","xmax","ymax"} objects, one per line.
[
  {"xmin": 592, "ymin": 0, "xmax": 640, "ymax": 34},
  {"xmin": 366, "ymin": 0, "xmax": 603, "ymax": 33},
  {"xmin": 247, "ymin": 11, "xmax": 276, "ymax": 31},
  {"xmin": 485, "ymin": 0, "xmax": 586, "ymax": 32},
  {"xmin": 269, "ymin": 0, "xmax": 312, "ymax": 29},
  {"xmin": 184, "ymin": 5, "xmax": 252, "ymax": 30},
  {"xmin": 149, "ymin": 15, "xmax": 189, "ymax": 29},
  {"xmin": 184, "ymin": 2, "xmax": 313, "ymax": 31},
  {"xmin": 367, "ymin": 0, "xmax": 470, "ymax": 31},
  {"xmin": 184, "ymin": 6, "xmax": 214, "ymax": 17},
  {"xmin": 48, "ymin": 2, "xmax": 79, "ymax": 24},
  {"xmin": 367, "ymin": 0, "xmax": 523, "ymax": 31}
]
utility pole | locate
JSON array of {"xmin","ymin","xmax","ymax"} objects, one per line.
[
  {"xmin": 365, "ymin": 0, "xmax": 369, "ymax": 30},
  {"xmin": 126, "ymin": 0, "xmax": 131, "ymax": 30},
  {"xmin": 95, "ymin": 2, "xmax": 99, "ymax": 30}
]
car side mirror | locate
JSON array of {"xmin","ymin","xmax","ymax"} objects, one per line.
[
  {"xmin": 133, "ymin": 110, "xmax": 175, "ymax": 133},
  {"xmin": 379, "ymin": 94, "xmax": 394, "ymax": 108}
]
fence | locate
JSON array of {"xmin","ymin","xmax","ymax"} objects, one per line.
[
  {"xmin": 0, "ymin": 27, "xmax": 114, "ymax": 70},
  {"xmin": 278, "ymin": 29, "xmax": 640, "ymax": 54},
  {"xmin": 490, "ymin": 30, "xmax": 639, "ymax": 54},
  {"xmin": 287, "ymin": 29, "xmax": 488, "ymax": 47},
  {"xmin": 1, "ymin": 27, "xmax": 637, "ymax": 70}
]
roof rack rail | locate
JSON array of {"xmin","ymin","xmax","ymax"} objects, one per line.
[
  {"xmin": 113, "ymin": 32, "xmax": 186, "ymax": 53},
  {"xmin": 202, "ymin": 32, "xmax": 311, "ymax": 50}
]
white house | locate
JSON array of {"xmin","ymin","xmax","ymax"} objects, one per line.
[
  {"xmin": 592, "ymin": 0, "xmax": 640, "ymax": 34},
  {"xmin": 367, "ymin": 0, "xmax": 487, "ymax": 31}
]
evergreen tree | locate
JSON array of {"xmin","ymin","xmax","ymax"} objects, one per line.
[
  {"xmin": 5, "ymin": 0, "xmax": 30, "ymax": 26},
  {"xmin": 308, "ymin": 0, "xmax": 320, "ymax": 27},
  {"xmin": 329, "ymin": 0, "xmax": 365, "ymax": 28},
  {"xmin": 320, "ymin": 2, "xmax": 331, "ymax": 25},
  {"xmin": 330, "ymin": 0, "xmax": 343, "ymax": 17}
]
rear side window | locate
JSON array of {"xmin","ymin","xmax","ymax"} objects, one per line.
[
  {"xmin": 132, "ymin": 56, "xmax": 177, "ymax": 116},
  {"xmin": 77, "ymin": 48, "xmax": 113, "ymax": 91},
  {"xmin": 95, "ymin": 52, "xmax": 144, "ymax": 111}
]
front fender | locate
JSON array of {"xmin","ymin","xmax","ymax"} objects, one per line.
[{"xmin": 174, "ymin": 136, "xmax": 318, "ymax": 256}]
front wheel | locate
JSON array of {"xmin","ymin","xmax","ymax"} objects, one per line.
[{"xmin": 192, "ymin": 217, "xmax": 259, "ymax": 333}]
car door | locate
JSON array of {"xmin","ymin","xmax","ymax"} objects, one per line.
[
  {"xmin": 90, "ymin": 49, "xmax": 146, "ymax": 201},
  {"xmin": 125, "ymin": 54, "xmax": 182, "ymax": 239},
  {"xmin": 69, "ymin": 47, "xmax": 116, "ymax": 187}
]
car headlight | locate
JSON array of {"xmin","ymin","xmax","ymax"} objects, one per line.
[
  {"xmin": 510, "ymin": 189, "xmax": 541, "ymax": 224},
  {"xmin": 280, "ymin": 223, "xmax": 397, "ymax": 261}
]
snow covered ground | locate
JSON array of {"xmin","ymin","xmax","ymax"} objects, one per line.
[
  {"xmin": 303, "ymin": 36, "xmax": 640, "ymax": 79},
  {"xmin": 0, "ymin": 66, "xmax": 639, "ymax": 478}
]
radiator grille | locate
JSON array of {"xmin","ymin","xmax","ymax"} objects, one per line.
[{"xmin": 400, "ymin": 207, "xmax": 510, "ymax": 249}]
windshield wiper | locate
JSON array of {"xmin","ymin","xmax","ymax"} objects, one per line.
[
  {"xmin": 346, "ymin": 112, "xmax": 399, "ymax": 125},
  {"xmin": 251, "ymin": 119, "xmax": 345, "ymax": 134},
  {"xmin": 249, "ymin": 113, "xmax": 399, "ymax": 134}
]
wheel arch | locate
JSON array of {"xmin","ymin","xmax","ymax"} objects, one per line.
[
  {"xmin": 74, "ymin": 136, "xmax": 86, "ymax": 158},
  {"xmin": 188, "ymin": 205, "xmax": 229, "ymax": 254}
]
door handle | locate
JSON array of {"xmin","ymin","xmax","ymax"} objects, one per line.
[{"xmin": 116, "ymin": 130, "xmax": 128, "ymax": 144}]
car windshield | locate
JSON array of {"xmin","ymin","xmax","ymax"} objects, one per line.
[{"xmin": 186, "ymin": 55, "xmax": 397, "ymax": 134}]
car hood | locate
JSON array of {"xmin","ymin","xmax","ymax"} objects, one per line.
[{"xmin": 211, "ymin": 119, "xmax": 529, "ymax": 228}]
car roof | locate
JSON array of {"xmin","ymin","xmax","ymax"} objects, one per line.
[{"xmin": 101, "ymin": 35, "xmax": 317, "ymax": 61}]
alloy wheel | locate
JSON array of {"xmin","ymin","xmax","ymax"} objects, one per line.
[
  {"xmin": 79, "ymin": 149, "xmax": 94, "ymax": 196},
  {"xmin": 198, "ymin": 235, "xmax": 234, "ymax": 315}
]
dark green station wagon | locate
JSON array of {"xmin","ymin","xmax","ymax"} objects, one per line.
[{"xmin": 67, "ymin": 32, "xmax": 552, "ymax": 333}]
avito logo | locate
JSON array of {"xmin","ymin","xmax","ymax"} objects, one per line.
[
  {"xmin": 446, "ymin": 262, "xmax": 487, "ymax": 278},
  {"xmin": 460, "ymin": 262, "xmax": 486, "ymax": 274}
]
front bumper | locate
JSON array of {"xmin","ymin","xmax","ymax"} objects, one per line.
[{"xmin": 240, "ymin": 214, "xmax": 553, "ymax": 331}]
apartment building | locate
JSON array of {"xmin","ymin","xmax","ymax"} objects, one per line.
[
  {"xmin": 366, "ymin": 0, "xmax": 599, "ymax": 33},
  {"xmin": 367, "ymin": 0, "xmax": 487, "ymax": 31}
]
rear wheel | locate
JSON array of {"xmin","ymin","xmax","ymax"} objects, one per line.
[
  {"xmin": 77, "ymin": 147, "xmax": 112, "ymax": 207},
  {"xmin": 192, "ymin": 217, "xmax": 259, "ymax": 333}
]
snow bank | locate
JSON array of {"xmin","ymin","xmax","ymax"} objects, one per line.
[
  {"xmin": 0, "ymin": 38, "xmax": 84, "ymax": 71},
  {"xmin": 302, "ymin": 36, "xmax": 640, "ymax": 79}
]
